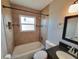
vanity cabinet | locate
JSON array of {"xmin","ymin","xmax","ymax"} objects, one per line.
[{"xmin": 46, "ymin": 42, "xmax": 77, "ymax": 59}]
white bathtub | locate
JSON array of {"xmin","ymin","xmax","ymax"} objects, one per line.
[{"xmin": 12, "ymin": 41, "xmax": 44, "ymax": 59}]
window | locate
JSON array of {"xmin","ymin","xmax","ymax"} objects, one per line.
[{"xmin": 20, "ymin": 15, "xmax": 36, "ymax": 31}]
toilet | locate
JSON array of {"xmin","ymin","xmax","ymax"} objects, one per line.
[{"xmin": 33, "ymin": 50, "xmax": 47, "ymax": 59}]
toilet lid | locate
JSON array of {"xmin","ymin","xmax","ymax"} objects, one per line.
[{"xmin": 34, "ymin": 50, "xmax": 47, "ymax": 59}]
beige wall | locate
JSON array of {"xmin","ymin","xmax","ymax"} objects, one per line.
[
  {"xmin": 11, "ymin": 4, "xmax": 41, "ymax": 46},
  {"xmin": 48, "ymin": 0, "xmax": 78, "ymax": 48},
  {"xmin": 2, "ymin": 0, "xmax": 14, "ymax": 53},
  {"xmin": 2, "ymin": 0, "xmax": 11, "ymax": 7},
  {"xmin": 41, "ymin": 5, "xmax": 49, "ymax": 15}
]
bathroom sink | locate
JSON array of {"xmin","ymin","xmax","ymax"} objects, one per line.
[{"xmin": 56, "ymin": 51, "xmax": 75, "ymax": 59}]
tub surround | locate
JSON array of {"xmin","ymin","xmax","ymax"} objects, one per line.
[
  {"xmin": 11, "ymin": 4, "xmax": 41, "ymax": 46},
  {"xmin": 46, "ymin": 42, "xmax": 77, "ymax": 59}
]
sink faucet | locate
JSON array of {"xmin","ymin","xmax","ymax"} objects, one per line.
[
  {"xmin": 68, "ymin": 47, "xmax": 74, "ymax": 53},
  {"xmin": 68, "ymin": 47, "xmax": 78, "ymax": 57}
]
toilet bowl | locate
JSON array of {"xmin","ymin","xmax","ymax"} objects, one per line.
[{"xmin": 33, "ymin": 50, "xmax": 47, "ymax": 59}]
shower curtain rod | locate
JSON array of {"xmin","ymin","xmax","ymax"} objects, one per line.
[{"xmin": 2, "ymin": 5, "xmax": 49, "ymax": 16}]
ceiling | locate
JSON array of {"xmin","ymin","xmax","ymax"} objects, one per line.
[{"xmin": 10, "ymin": 0, "xmax": 53, "ymax": 10}]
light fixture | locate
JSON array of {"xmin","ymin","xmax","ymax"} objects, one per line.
[{"xmin": 68, "ymin": 0, "xmax": 78, "ymax": 13}]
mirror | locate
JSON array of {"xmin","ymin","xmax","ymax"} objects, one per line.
[{"xmin": 62, "ymin": 15, "xmax": 78, "ymax": 44}]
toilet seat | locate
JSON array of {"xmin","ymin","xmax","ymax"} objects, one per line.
[{"xmin": 33, "ymin": 50, "xmax": 47, "ymax": 59}]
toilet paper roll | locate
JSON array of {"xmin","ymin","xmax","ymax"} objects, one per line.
[{"xmin": 5, "ymin": 54, "xmax": 11, "ymax": 59}]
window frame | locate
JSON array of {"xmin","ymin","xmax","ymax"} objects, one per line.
[{"xmin": 19, "ymin": 15, "xmax": 36, "ymax": 32}]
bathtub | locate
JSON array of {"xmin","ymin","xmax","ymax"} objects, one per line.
[{"xmin": 12, "ymin": 41, "xmax": 44, "ymax": 59}]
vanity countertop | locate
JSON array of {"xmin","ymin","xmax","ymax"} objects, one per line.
[{"xmin": 46, "ymin": 42, "xmax": 77, "ymax": 59}]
